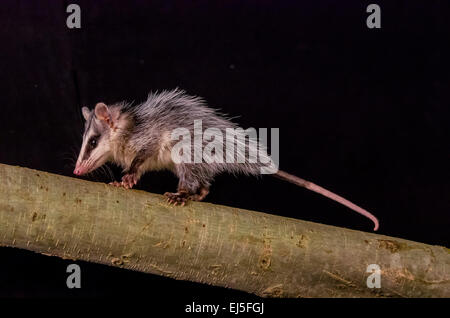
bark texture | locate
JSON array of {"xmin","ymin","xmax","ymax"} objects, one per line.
[{"xmin": 0, "ymin": 163, "xmax": 448, "ymax": 297}]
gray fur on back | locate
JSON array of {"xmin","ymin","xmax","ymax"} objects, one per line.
[{"xmin": 117, "ymin": 88, "xmax": 275, "ymax": 192}]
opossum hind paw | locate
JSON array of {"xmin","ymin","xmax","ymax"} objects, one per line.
[{"xmin": 164, "ymin": 192, "xmax": 189, "ymax": 206}]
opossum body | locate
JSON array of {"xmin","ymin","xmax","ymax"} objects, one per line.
[{"xmin": 74, "ymin": 89, "xmax": 379, "ymax": 231}]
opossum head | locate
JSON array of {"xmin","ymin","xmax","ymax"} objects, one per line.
[{"xmin": 74, "ymin": 103, "xmax": 115, "ymax": 176}]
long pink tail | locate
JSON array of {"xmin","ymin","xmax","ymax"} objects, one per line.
[{"xmin": 275, "ymin": 170, "xmax": 379, "ymax": 231}]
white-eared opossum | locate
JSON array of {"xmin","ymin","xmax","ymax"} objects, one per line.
[{"xmin": 74, "ymin": 89, "xmax": 379, "ymax": 231}]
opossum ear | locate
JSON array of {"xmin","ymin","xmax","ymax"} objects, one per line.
[
  {"xmin": 81, "ymin": 107, "xmax": 91, "ymax": 121},
  {"xmin": 94, "ymin": 102, "xmax": 113, "ymax": 128}
]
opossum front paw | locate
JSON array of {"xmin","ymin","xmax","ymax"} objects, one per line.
[
  {"xmin": 121, "ymin": 173, "xmax": 138, "ymax": 189},
  {"xmin": 109, "ymin": 181, "xmax": 122, "ymax": 187},
  {"xmin": 164, "ymin": 192, "xmax": 189, "ymax": 206}
]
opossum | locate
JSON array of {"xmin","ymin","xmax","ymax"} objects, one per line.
[{"xmin": 74, "ymin": 88, "xmax": 379, "ymax": 231}]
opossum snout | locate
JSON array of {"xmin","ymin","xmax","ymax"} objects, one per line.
[{"xmin": 73, "ymin": 164, "xmax": 86, "ymax": 176}]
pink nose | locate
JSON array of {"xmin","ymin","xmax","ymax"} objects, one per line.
[{"xmin": 73, "ymin": 165, "xmax": 84, "ymax": 176}]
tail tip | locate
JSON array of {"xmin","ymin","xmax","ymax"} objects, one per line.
[{"xmin": 373, "ymin": 221, "xmax": 379, "ymax": 231}]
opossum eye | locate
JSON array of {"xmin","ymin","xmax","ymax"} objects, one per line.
[{"xmin": 89, "ymin": 136, "xmax": 99, "ymax": 148}]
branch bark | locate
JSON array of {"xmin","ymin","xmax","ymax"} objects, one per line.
[{"xmin": 0, "ymin": 163, "xmax": 448, "ymax": 297}]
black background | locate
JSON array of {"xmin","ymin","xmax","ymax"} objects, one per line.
[{"xmin": 0, "ymin": 0, "xmax": 448, "ymax": 305}]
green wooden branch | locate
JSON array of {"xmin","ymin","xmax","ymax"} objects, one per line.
[{"xmin": 0, "ymin": 163, "xmax": 448, "ymax": 297}]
